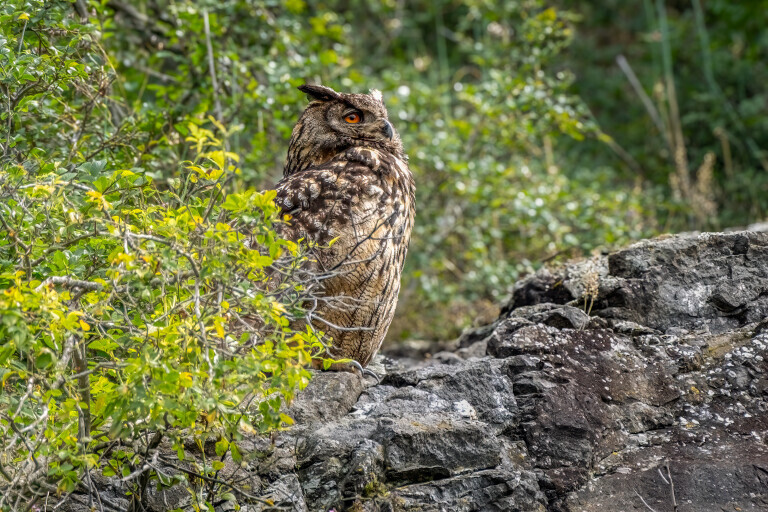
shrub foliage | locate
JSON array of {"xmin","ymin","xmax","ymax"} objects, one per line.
[{"xmin": 0, "ymin": 2, "xmax": 323, "ymax": 509}]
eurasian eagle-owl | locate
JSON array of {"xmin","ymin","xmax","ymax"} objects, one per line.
[{"xmin": 274, "ymin": 84, "xmax": 415, "ymax": 368}]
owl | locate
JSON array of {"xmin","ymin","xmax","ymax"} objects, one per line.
[{"xmin": 273, "ymin": 84, "xmax": 415, "ymax": 369}]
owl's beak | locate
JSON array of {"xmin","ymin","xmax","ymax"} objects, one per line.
[{"xmin": 382, "ymin": 121, "xmax": 394, "ymax": 141}]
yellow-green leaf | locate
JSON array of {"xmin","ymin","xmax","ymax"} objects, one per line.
[{"xmin": 215, "ymin": 437, "xmax": 229, "ymax": 457}]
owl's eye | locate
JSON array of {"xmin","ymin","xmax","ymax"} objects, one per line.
[{"xmin": 344, "ymin": 112, "xmax": 363, "ymax": 124}]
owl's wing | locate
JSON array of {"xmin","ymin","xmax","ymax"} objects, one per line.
[
  {"xmin": 274, "ymin": 165, "xmax": 350, "ymax": 246},
  {"xmin": 274, "ymin": 149, "xmax": 397, "ymax": 242}
]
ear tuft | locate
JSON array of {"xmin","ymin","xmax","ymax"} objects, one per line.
[
  {"xmin": 369, "ymin": 89, "xmax": 383, "ymax": 102},
  {"xmin": 298, "ymin": 84, "xmax": 340, "ymax": 102}
]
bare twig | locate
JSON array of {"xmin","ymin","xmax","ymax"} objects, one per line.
[
  {"xmin": 666, "ymin": 462, "xmax": 678, "ymax": 511},
  {"xmin": 17, "ymin": 18, "xmax": 28, "ymax": 53},
  {"xmin": 153, "ymin": 456, "xmax": 274, "ymax": 506}
]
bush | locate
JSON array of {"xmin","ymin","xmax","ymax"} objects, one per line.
[{"xmin": 0, "ymin": 2, "xmax": 323, "ymax": 508}]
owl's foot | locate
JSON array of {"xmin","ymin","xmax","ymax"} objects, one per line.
[{"xmin": 312, "ymin": 357, "xmax": 381, "ymax": 383}]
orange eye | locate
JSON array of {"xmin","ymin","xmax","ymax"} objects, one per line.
[{"xmin": 344, "ymin": 112, "xmax": 362, "ymax": 124}]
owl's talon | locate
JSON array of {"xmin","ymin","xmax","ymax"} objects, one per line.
[
  {"xmin": 347, "ymin": 359, "xmax": 380, "ymax": 383},
  {"xmin": 362, "ymin": 367, "xmax": 381, "ymax": 384},
  {"xmin": 347, "ymin": 359, "xmax": 365, "ymax": 374}
]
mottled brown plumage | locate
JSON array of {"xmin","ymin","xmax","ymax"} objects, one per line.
[{"xmin": 274, "ymin": 84, "xmax": 415, "ymax": 367}]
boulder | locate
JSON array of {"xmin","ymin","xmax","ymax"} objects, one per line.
[{"xmin": 60, "ymin": 232, "xmax": 768, "ymax": 511}]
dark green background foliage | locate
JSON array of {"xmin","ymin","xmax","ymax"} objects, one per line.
[
  {"xmin": 75, "ymin": 0, "xmax": 650, "ymax": 340},
  {"xmin": 561, "ymin": 0, "xmax": 768, "ymax": 232}
]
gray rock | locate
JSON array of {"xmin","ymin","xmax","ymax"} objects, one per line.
[
  {"xmin": 597, "ymin": 231, "xmax": 768, "ymax": 333},
  {"xmin": 504, "ymin": 267, "xmax": 576, "ymax": 312},
  {"xmin": 286, "ymin": 370, "xmax": 365, "ymax": 425},
  {"xmin": 511, "ymin": 303, "xmax": 590, "ymax": 330},
  {"xmin": 58, "ymin": 232, "xmax": 768, "ymax": 512},
  {"xmin": 253, "ymin": 474, "xmax": 308, "ymax": 512},
  {"xmin": 391, "ymin": 467, "xmax": 547, "ymax": 512}
]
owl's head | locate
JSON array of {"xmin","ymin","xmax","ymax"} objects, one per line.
[{"xmin": 284, "ymin": 84, "xmax": 403, "ymax": 176}]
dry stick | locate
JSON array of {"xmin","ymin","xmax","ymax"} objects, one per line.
[
  {"xmin": 713, "ymin": 127, "xmax": 734, "ymax": 179},
  {"xmin": 203, "ymin": 10, "xmax": 222, "ymax": 122},
  {"xmin": 634, "ymin": 489, "xmax": 660, "ymax": 512},
  {"xmin": 616, "ymin": 55, "xmax": 667, "ymax": 140},
  {"xmin": 666, "ymin": 461, "xmax": 678, "ymax": 511}
]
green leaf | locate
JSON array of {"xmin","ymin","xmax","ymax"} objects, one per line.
[
  {"xmin": 230, "ymin": 442, "xmax": 242, "ymax": 463},
  {"xmin": 76, "ymin": 160, "xmax": 107, "ymax": 179},
  {"xmin": 35, "ymin": 352, "xmax": 54, "ymax": 369},
  {"xmin": 214, "ymin": 437, "xmax": 229, "ymax": 457},
  {"xmin": 88, "ymin": 339, "xmax": 119, "ymax": 353},
  {"xmin": 93, "ymin": 176, "xmax": 111, "ymax": 193}
]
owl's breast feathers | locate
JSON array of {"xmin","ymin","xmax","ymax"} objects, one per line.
[{"xmin": 273, "ymin": 146, "xmax": 415, "ymax": 366}]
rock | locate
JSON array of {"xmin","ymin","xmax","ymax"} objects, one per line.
[
  {"xmin": 382, "ymin": 338, "xmax": 457, "ymax": 363},
  {"xmin": 391, "ymin": 468, "xmax": 547, "ymax": 512},
  {"xmin": 504, "ymin": 267, "xmax": 575, "ymax": 312},
  {"xmin": 58, "ymin": 232, "xmax": 768, "ymax": 511},
  {"xmin": 597, "ymin": 231, "xmax": 768, "ymax": 333},
  {"xmin": 285, "ymin": 370, "xmax": 365, "ymax": 425},
  {"xmin": 146, "ymin": 471, "xmax": 192, "ymax": 511},
  {"xmin": 512, "ymin": 303, "xmax": 590, "ymax": 330},
  {"xmin": 456, "ymin": 321, "xmax": 498, "ymax": 349},
  {"xmin": 253, "ymin": 474, "xmax": 308, "ymax": 512}
]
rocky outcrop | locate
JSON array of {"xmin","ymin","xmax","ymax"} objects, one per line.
[{"xmin": 65, "ymin": 231, "xmax": 768, "ymax": 511}]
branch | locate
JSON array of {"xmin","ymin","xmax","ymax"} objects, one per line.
[
  {"xmin": 616, "ymin": 55, "xmax": 667, "ymax": 138},
  {"xmin": 153, "ymin": 456, "xmax": 274, "ymax": 506},
  {"xmin": 127, "ymin": 233, "xmax": 200, "ymax": 278},
  {"xmin": 634, "ymin": 489, "xmax": 659, "ymax": 512},
  {"xmin": 35, "ymin": 276, "xmax": 104, "ymax": 292},
  {"xmin": 30, "ymin": 231, "xmax": 106, "ymax": 268},
  {"xmin": 665, "ymin": 462, "xmax": 678, "ymax": 511}
]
